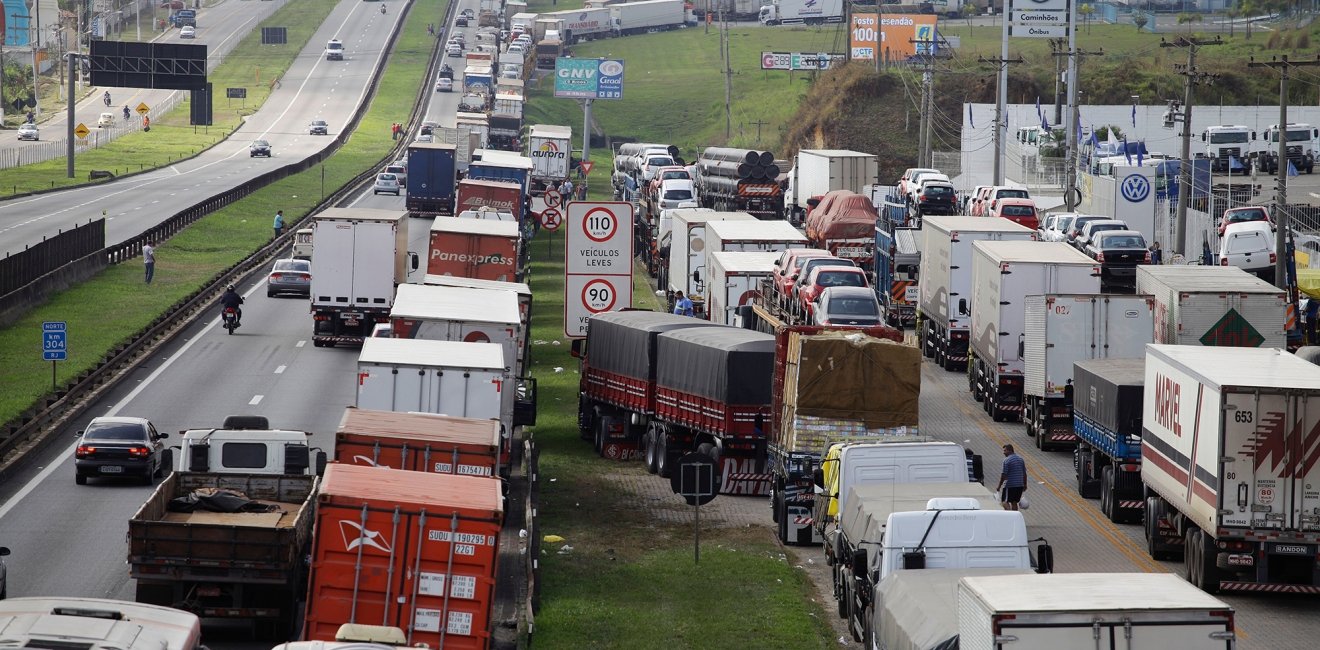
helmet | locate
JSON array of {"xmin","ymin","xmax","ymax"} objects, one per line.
[{"xmin": 226, "ymin": 285, "xmax": 236, "ymax": 291}]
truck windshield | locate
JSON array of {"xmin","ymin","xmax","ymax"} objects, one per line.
[
  {"xmin": 1286, "ymin": 129, "xmax": 1312, "ymax": 142},
  {"xmin": 327, "ymin": 43, "xmax": 342, "ymax": 50},
  {"xmin": 1209, "ymin": 132, "xmax": 1249, "ymax": 144}
]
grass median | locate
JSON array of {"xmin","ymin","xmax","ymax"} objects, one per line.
[
  {"xmin": 0, "ymin": 0, "xmax": 444, "ymax": 429},
  {"xmin": 3, "ymin": 0, "xmax": 328, "ymax": 196}
]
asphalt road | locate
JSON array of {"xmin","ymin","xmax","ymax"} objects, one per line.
[
  {"xmin": 0, "ymin": 0, "xmax": 404, "ymax": 254},
  {"xmin": 0, "ymin": 0, "xmax": 293, "ymax": 158}
]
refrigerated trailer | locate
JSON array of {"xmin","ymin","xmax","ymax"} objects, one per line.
[
  {"xmin": 1135, "ymin": 265, "xmax": 1287, "ymax": 349},
  {"xmin": 310, "ymin": 209, "xmax": 412, "ymax": 347},
  {"xmin": 706, "ymin": 251, "xmax": 780, "ymax": 326}
]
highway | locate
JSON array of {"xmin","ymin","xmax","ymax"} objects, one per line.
[
  {"xmin": 0, "ymin": 0, "xmax": 405, "ymax": 254},
  {"xmin": 0, "ymin": 0, "xmax": 295, "ymax": 163}
]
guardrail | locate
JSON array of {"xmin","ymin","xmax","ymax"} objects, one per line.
[{"xmin": 0, "ymin": 0, "xmax": 446, "ymax": 469}]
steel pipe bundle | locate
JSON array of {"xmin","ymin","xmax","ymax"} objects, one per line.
[{"xmin": 699, "ymin": 147, "xmax": 780, "ymax": 181}]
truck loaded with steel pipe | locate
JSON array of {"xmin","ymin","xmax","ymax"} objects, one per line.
[{"xmin": 694, "ymin": 147, "xmax": 785, "ymax": 220}]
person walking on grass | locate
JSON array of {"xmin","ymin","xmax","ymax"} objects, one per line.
[
  {"xmin": 273, "ymin": 210, "xmax": 285, "ymax": 238},
  {"xmin": 997, "ymin": 444, "xmax": 1027, "ymax": 511},
  {"xmin": 143, "ymin": 240, "xmax": 156, "ymax": 284}
]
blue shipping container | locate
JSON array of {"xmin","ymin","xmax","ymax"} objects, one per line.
[{"xmin": 406, "ymin": 144, "xmax": 458, "ymax": 216}]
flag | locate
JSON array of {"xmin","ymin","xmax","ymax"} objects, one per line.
[
  {"xmin": 1137, "ymin": 142, "xmax": 1144, "ymax": 166},
  {"xmin": 1229, "ymin": 155, "xmax": 1243, "ymax": 171},
  {"xmin": 1035, "ymin": 96, "xmax": 1042, "ymax": 120},
  {"xmin": 969, "ymin": 104, "xmax": 975, "ymax": 129},
  {"xmin": 1088, "ymin": 128, "xmax": 1099, "ymax": 148},
  {"xmin": 1107, "ymin": 127, "xmax": 1119, "ymax": 147},
  {"xmin": 1290, "ymin": 160, "xmax": 1300, "ymax": 177},
  {"xmin": 1123, "ymin": 137, "xmax": 1132, "ymax": 165},
  {"xmin": 1131, "ymin": 104, "xmax": 1137, "ymax": 128},
  {"xmin": 1041, "ymin": 113, "xmax": 1050, "ymax": 133}
]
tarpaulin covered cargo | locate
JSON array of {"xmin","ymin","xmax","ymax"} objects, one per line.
[
  {"xmin": 655, "ymin": 328, "xmax": 775, "ymax": 405},
  {"xmin": 1072, "ymin": 358, "xmax": 1144, "ymax": 439},
  {"xmin": 805, "ymin": 190, "xmax": 878, "ymax": 244},
  {"xmin": 789, "ymin": 332, "xmax": 919, "ymax": 429},
  {"xmin": 304, "ymin": 464, "xmax": 503, "ymax": 650},
  {"xmin": 584, "ymin": 312, "xmax": 719, "ymax": 381},
  {"xmin": 335, "ymin": 408, "xmax": 502, "ymax": 477},
  {"xmin": 873, "ymin": 568, "xmax": 1034, "ymax": 650}
]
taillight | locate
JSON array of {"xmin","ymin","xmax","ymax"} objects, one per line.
[
  {"xmin": 128, "ymin": 446, "xmax": 151, "ymax": 458},
  {"xmin": 1221, "ymin": 258, "xmax": 1229, "ymax": 266},
  {"xmin": 271, "ymin": 274, "xmax": 282, "ymax": 281},
  {"xmin": 76, "ymin": 445, "xmax": 94, "ymax": 458},
  {"xmin": 1096, "ymin": 252, "xmax": 1105, "ymax": 262},
  {"xmin": 1144, "ymin": 252, "xmax": 1152, "ymax": 263},
  {"xmin": 1270, "ymin": 253, "xmax": 1277, "ymax": 264}
]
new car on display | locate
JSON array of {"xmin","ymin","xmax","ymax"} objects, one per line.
[{"xmin": 73, "ymin": 416, "xmax": 169, "ymax": 485}]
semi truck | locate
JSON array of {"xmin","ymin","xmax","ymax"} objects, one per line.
[
  {"xmin": 489, "ymin": 94, "xmax": 525, "ymax": 151},
  {"xmin": 665, "ymin": 210, "xmax": 756, "ymax": 316},
  {"xmin": 969, "ymin": 241, "xmax": 1100, "ymax": 422},
  {"xmin": 784, "ymin": 149, "xmax": 879, "ymax": 224},
  {"xmin": 455, "ymin": 178, "xmax": 524, "ymax": 224},
  {"xmin": 1200, "ymin": 124, "xmax": 1255, "ymax": 174},
  {"xmin": 705, "ymin": 251, "xmax": 780, "ymax": 326},
  {"xmin": 539, "ymin": 7, "xmax": 612, "ymax": 41},
  {"xmin": 705, "ymin": 219, "xmax": 807, "ymax": 255},
  {"xmin": 1259, "ymin": 122, "xmax": 1318, "ymax": 174},
  {"xmin": 804, "ymin": 190, "xmax": 878, "ymax": 268},
  {"xmin": 918, "ymin": 216, "xmax": 1036, "ymax": 372},
  {"xmin": 757, "ymin": 0, "xmax": 845, "ymax": 25},
  {"xmin": 694, "ymin": 147, "xmax": 785, "ymax": 220},
  {"xmin": 610, "ymin": 0, "xmax": 691, "ymax": 35},
  {"xmin": 874, "ymin": 223, "xmax": 920, "ymax": 328},
  {"xmin": 427, "ymin": 217, "xmax": 521, "ymax": 283},
  {"xmin": 469, "ymin": 151, "xmax": 533, "ymax": 194},
  {"xmin": 335, "ymin": 407, "xmax": 503, "ymax": 478},
  {"xmin": 1142, "ymin": 344, "xmax": 1320, "ymax": 594},
  {"xmin": 527, "ymin": 124, "xmax": 573, "ymax": 193},
  {"xmin": 309, "ymin": 208, "xmax": 412, "ymax": 347},
  {"xmin": 128, "ymin": 472, "xmax": 317, "ymax": 638},
  {"xmin": 1022, "ymin": 294, "xmax": 1153, "ymax": 450},
  {"xmin": 1135, "ymin": 265, "xmax": 1287, "ymax": 349},
  {"xmin": 1072, "ymin": 358, "xmax": 1146, "ymax": 524},
  {"xmin": 406, "ymin": 143, "xmax": 459, "ymax": 216}
]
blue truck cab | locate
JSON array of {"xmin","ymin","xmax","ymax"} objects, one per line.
[{"xmin": 171, "ymin": 9, "xmax": 197, "ymax": 27}]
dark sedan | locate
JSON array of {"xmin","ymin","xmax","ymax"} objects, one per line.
[
  {"xmin": 267, "ymin": 258, "xmax": 312, "ymax": 297},
  {"xmin": 74, "ymin": 416, "xmax": 169, "ymax": 485},
  {"xmin": 250, "ymin": 139, "xmax": 272, "ymax": 157},
  {"xmin": 1085, "ymin": 230, "xmax": 1150, "ymax": 292}
]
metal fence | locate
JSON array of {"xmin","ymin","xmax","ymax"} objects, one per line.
[{"xmin": 0, "ymin": 219, "xmax": 106, "ymax": 296}]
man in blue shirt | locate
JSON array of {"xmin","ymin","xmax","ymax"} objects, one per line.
[
  {"xmin": 997, "ymin": 444, "xmax": 1027, "ymax": 511},
  {"xmin": 673, "ymin": 291, "xmax": 694, "ymax": 317}
]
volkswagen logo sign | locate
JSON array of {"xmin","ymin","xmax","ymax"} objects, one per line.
[{"xmin": 1121, "ymin": 173, "xmax": 1150, "ymax": 203}]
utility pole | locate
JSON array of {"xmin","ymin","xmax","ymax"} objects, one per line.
[
  {"xmin": 980, "ymin": 52, "xmax": 1024, "ymax": 185},
  {"xmin": 1249, "ymin": 55, "xmax": 1320, "ymax": 288},
  {"xmin": 911, "ymin": 38, "xmax": 935, "ymax": 168},
  {"xmin": 748, "ymin": 118, "xmax": 769, "ymax": 146},
  {"xmin": 721, "ymin": 5, "xmax": 731, "ymax": 140},
  {"xmin": 874, "ymin": 3, "xmax": 882, "ymax": 72},
  {"xmin": 1053, "ymin": 47, "xmax": 1104, "ymax": 211},
  {"xmin": 1050, "ymin": 39, "xmax": 1064, "ymax": 126},
  {"xmin": 582, "ymin": 99, "xmax": 593, "ymax": 162},
  {"xmin": 1162, "ymin": 36, "xmax": 1221, "ymax": 258}
]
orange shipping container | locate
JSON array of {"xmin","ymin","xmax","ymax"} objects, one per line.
[
  {"xmin": 428, "ymin": 218, "xmax": 520, "ymax": 282},
  {"xmin": 335, "ymin": 408, "xmax": 502, "ymax": 477},
  {"xmin": 303, "ymin": 464, "xmax": 503, "ymax": 649}
]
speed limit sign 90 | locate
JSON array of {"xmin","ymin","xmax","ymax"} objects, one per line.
[
  {"xmin": 564, "ymin": 275, "xmax": 631, "ymax": 338},
  {"xmin": 581, "ymin": 278, "xmax": 618, "ymax": 312}
]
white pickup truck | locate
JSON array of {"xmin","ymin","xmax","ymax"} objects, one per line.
[{"xmin": 174, "ymin": 415, "xmax": 325, "ymax": 476}]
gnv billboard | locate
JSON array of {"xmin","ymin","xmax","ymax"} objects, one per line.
[{"xmin": 553, "ymin": 58, "xmax": 625, "ymax": 100}]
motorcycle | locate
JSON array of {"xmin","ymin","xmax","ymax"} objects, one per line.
[
  {"xmin": 222, "ymin": 307, "xmax": 239, "ymax": 334},
  {"xmin": 380, "ymin": 3, "xmax": 386, "ymax": 13}
]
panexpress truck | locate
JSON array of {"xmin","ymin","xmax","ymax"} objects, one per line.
[
  {"xmin": 309, "ymin": 208, "xmax": 412, "ymax": 347},
  {"xmin": 427, "ymin": 217, "xmax": 522, "ymax": 283},
  {"xmin": 918, "ymin": 216, "xmax": 1036, "ymax": 372},
  {"xmin": 406, "ymin": 143, "xmax": 458, "ymax": 216},
  {"xmin": 969, "ymin": 241, "xmax": 1099, "ymax": 422},
  {"xmin": 1142, "ymin": 344, "xmax": 1320, "ymax": 594}
]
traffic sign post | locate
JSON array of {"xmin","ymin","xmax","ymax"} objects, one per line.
[
  {"xmin": 564, "ymin": 202, "xmax": 633, "ymax": 338},
  {"xmin": 670, "ymin": 452, "xmax": 721, "ymax": 563},
  {"xmin": 42, "ymin": 321, "xmax": 68, "ymax": 390},
  {"xmin": 74, "ymin": 123, "xmax": 90, "ymax": 139},
  {"xmin": 541, "ymin": 207, "xmax": 563, "ymax": 256}
]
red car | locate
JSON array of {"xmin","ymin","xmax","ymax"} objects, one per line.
[
  {"xmin": 1218, "ymin": 206, "xmax": 1273, "ymax": 236},
  {"xmin": 772, "ymin": 248, "xmax": 834, "ymax": 304},
  {"xmin": 988, "ymin": 198, "xmax": 1040, "ymax": 231},
  {"xmin": 796, "ymin": 265, "xmax": 869, "ymax": 319}
]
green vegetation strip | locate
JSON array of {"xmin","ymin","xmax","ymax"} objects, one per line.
[
  {"xmin": 0, "ymin": 0, "xmax": 444, "ymax": 427},
  {"xmin": 4, "ymin": 0, "xmax": 328, "ymax": 195},
  {"xmin": 524, "ymin": 239, "xmax": 835, "ymax": 649}
]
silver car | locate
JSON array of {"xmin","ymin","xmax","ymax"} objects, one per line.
[
  {"xmin": 267, "ymin": 258, "xmax": 312, "ymax": 297},
  {"xmin": 374, "ymin": 172, "xmax": 401, "ymax": 196},
  {"xmin": 16, "ymin": 123, "xmax": 39, "ymax": 141}
]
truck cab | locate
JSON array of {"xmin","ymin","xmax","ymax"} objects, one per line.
[
  {"xmin": 0, "ymin": 598, "xmax": 205, "ymax": 650},
  {"xmin": 1260, "ymin": 122, "xmax": 1318, "ymax": 174},
  {"xmin": 324, "ymin": 39, "xmax": 344, "ymax": 61},
  {"xmin": 1201, "ymin": 125, "xmax": 1255, "ymax": 174},
  {"xmin": 175, "ymin": 416, "xmax": 325, "ymax": 476}
]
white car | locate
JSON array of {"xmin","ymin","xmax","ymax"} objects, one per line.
[
  {"xmin": 374, "ymin": 173, "xmax": 401, "ymax": 196},
  {"xmin": 436, "ymin": 77, "xmax": 453, "ymax": 92},
  {"xmin": 97, "ymin": 112, "xmax": 115, "ymax": 128},
  {"xmin": 180, "ymin": 25, "xmax": 195, "ymax": 38},
  {"xmin": 1220, "ymin": 221, "xmax": 1276, "ymax": 282},
  {"xmin": 447, "ymin": 44, "xmax": 462, "ymax": 57},
  {"xmin": 16, "ymin": 123, "xmax": 39, "ymax": 141},
  {"xmin": 414, "ymin": 133, "xmax": 433, "ymax": 143}
]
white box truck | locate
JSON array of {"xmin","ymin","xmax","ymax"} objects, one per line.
[
  {"xmin": 356, "ymin": 337, "xmax": 509, "ymax": 438},
  {"xmin": 785, "ymin": 149, "xmax": 879, "ymax": 223},
  {"xmin": 969, "ymin": 241, "xmax": 1100, "ymax": 422},
  {"xmin": 309, "ymin": 208, "xmax": 411, "ymax": 348},
  {"xmin": 1142, "ymin": 344, "xmax": 1320, "ymax": 594},
  {"xmin": 527, "ymin": 124, "xmax": 573, "ymax": 190},
  {"xmin": 666, "ymin": 210, "xmax": 756, "ymax": 316},
  {"xmin": 918, "ymin": 216, "xmax": 1037, "ymax": 373},
  {"xmin": 705, "ymin": 251, "xmax": 780, "ymax": 327},
  {"xmin": 1135, "ymin": 265, "xmax": 1287, "ymax": 349},
  {"xmin": 540, "ymin": 7, "xmax": 612, "ymax": 40},
  {"xmin": 611, "ymin": 0, "xmax": 688, "ymax": 35},
  {"xmin": 1022, "ymin": 294, "xmax": 1154, "ymax": 450},
  {"xmin": 956, "ymin": 573, "xmax": 1235, "ymax": 649},
  {"xmin": 758, "ymin": 0, "xmax": 845, "ymax": 25},
  {"xmin": 704, "ymin": 219, "xmax": 808, "ymax": 255}
]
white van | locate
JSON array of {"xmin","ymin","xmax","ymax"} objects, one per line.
[
  {"xmin": 1220, "ymin": 220, "xmax": 1275, "ymax": 283},
  {"xmin": 0, "ymin": 598, "xmax": 205, "ymax": 650},
  {"xmin": 815, "ymin": 439, "xmax": 981, "ymax": 532}
]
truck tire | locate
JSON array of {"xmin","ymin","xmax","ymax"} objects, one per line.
[
  {"xmin": 643, "ymin": 430, "xmax": 658, "ymax": 474},
  {"xmin": 1100, "ymin": 465, "xmax": 1114, "ymax": 519},
  {"xmin": 1076, "ymin": 450, "xmax": 1100, "ymax": 499},
  {"xmin": 656, "ymin": 433, "xmax": 671, "ymax": 478},
  {"xmin": 774, "ymin": 490, "xmax": 790, "ymax": 544},
  {"xmin": 697, "ymin": 442, "xmax": 717, "ymax": 462},
  {"xmin": 1186, "ymin": 528, "xmax": 1221, "ymax": 593}
]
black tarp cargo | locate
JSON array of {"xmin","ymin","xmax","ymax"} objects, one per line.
[
  {"xmin": 586, "ymin": 312, "xmax": 718, "ymax": 381},
  {"xmin": 655, "ymin": 328, "xmax": 776, "ymax": 405},
  {"xmin": 1073, "ymin": 358, "xmax": 1144, "ymax": 437}
]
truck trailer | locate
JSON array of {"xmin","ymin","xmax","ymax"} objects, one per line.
[
  {"xmin": 704, "ymin": 219, "xmax": 807, "ymax": 255},
  {"xmin": 918, "ymin": 216, "xmax": 1036, "ymax": 372},
  {"xmin": 610, "ymin": 0, "xmax": 690, "ymax": 35},
  {"xmin": 874, "ymin": 223, "xmax": 920, "ymax": 328},
  {"xmin": 427, "ymin": 214, "xmax": 522, "ymax": 283},
  {"xmin": 785, "ymin": 149, "xmax": 879, "ymax": 224},
  {"xmin": 335, "ymin": 407, "xmax": 502, "ymax": 478},
  {"xmin": 1072, "ymin": 358, "xmax": 1146, "ymax": 524},
  {"xmin": 1022, "ymin": 293, "xmax": 1153, "ymax": 450},
  {"xmin": 1135, "ymin": 265, "xmax": 1287, "ymax": 349},
  {"xmin": 665, "ymin": 210, "xmax": 756, "ymax": 316},
  {"xmin": 695, "ymin": 147, "xmax": 785, "ymax": 220},
  {"xmin": 309, "ymin": 208, "xmax": 411, "ymax": 347},
  {"xmin": 705, "ymin": 251, "xmax": 780, "ymax": 326},
  {"xmin": 406, "ymin": 143, "xmax": 459, "ymax": 216},
  {"xmin": 539, "ymin": 7, "xmax": 612, "ymax": 41},
  {"xmin": 356, "ymin": 337, "xmax": 510, "ymax": 441},
  {"xmin": 1142, "ymin": 344, "xmax": 1320, "ymax": 594},
  {"xmin": 969, "ymin": 241, "xmax": 1100, "ymax": 422},
  {"xmin": 526, "ymin": 124, "xmax": 573, "ymax": 193}
]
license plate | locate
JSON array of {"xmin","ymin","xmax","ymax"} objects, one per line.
[
  {"xmin": 341, "ymin": 312, "xmax": 363, "ymax": 320},
  {"xmin": 345, "ymin": 319, "xmax": 361, "ymax": 327},
  {"xmin": 837, "ymin": 247, "xmax": 867, "ymax": 257},
  {"xmin": 100, "ymin": 465, "xmax": 123, "ymax": 474},
  {"xmin": 904, "ymin": 286, "xmax": 919, "ymax": 302}
]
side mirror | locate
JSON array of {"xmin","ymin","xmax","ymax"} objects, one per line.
[
  {"xmin": 1018, "ymin": 333, "xmax": 1025, "ymax": 358},
  {"xmin": 157, "ymin": 431, "xmax": 169, "ymax": 439},
  {"xmin": 812, "ymin": 467, "xmax": 825, "ymax": 488},
  {"xmin": 1200, "ymin": 132, "xmax": 1207, "ymax": 141},
  {"xmin": 1036, "ymin": 543, "xmax": 1055, "ymax": 574},
  {"xmin": 902, "ymin": 550, "xmax": 926, "ymax": 570},
  {"xmin": 958, "ymin": 298, "xmax": 968, "ymax": 316},
  {"xmin": 851, "ymin": 549, "xmax": 868, "ymax": 576},
  {"xmin": 0, "ymin": 547, "xmax": 9, "ymax": 556},
  {"xmin": 409, "ymin": 252, "xmax": 420, "ymax": 272},
  {"xmin": 75, "ymin": 430, "xmax": 84, "ymax": 437}
]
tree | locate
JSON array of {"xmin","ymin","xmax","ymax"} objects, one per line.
[
  {"xmin": 1095, "ymin": 125, "xmax": 1124, "ymax": 142},
  {"xmin": 1177, "ymin": 12, "xmax": 1203, "ymax": 33},
  {"xmin": 1241, "ymin": 0, "xmax": 1256, "ymax": 39},
  {"xmin": 1224, "ymin": 4, "xmax": 1240, "ymax": 38},
  {"xmin": 1079, "ymin": 3, "xmax": 1095, "ymax": 33},
  {"xmin": 1133, "ymin": 12, "xmax": 1148, "ymax": 31},
  {"xmin": 963, "ymin": 2, "xmax": 977, "ymax": 29}
]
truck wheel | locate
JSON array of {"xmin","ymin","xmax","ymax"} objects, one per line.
[
  {"xmin": 1185, "ymin": 529, "xmax": 1201, "ymax": 588},
  {"xmin": 656, "ymin": 434, "xmax": 671, "ymax": 478},
  {"xmin": 1191, "ymin": 529, "xmax": 1221, "ymax": 593},
  {"xmin": 835, "ymin": 565, "xmax": 848, "ymax": 618},
  {"xmin": 1100, "ymin": 466, "xmax": 1114, "ymax": 519},
  {"xmin": 1077, "ymin": 450, "xmax": 1100, "ymax": 499},
  {"xmin": 697, "ymin": 442, "xmax": 717, "ymax": 461},
  {"xmin": 643, "ymin": 431, "xmax": 658, "ymax": 474},
  {"xmin": 774, "ymin": 490, "xmax": 789, "ymax": 544}
]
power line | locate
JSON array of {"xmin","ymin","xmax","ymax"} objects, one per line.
[{"xmin": 1161, "ymin": 35, "xmax": 1222, "ymax": 257}]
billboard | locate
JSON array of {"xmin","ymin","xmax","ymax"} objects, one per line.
[
  {"xmin": 849, "ymin": 14, "xmax": 937, "ymax": 61},
  {"xmin": 553, "ymin": 58, "xmax": 625, "ymax": 100},
  {"xmin": 760, "ymin": 52, "xmax": 847, "ymax": 71}
]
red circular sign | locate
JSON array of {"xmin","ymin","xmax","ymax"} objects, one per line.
[
  {"xmin": 581, "ymin": 207, "xmax": 618, "ymax": 243},
  {"xmin": 581, "ymin": 278, "xmax": 618, "ymax": 313},
  {"xmin": 544, "ymin": 189, "xmax": 562, "ymax": 208},
  {"xmin": 540, "ymin": 208, "xmax": 563, "ymax": 231},
  {"xmin": 464, "ymin": 331, "xmax": 491, "ymax": 343}
]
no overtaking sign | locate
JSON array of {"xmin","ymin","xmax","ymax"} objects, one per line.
[{"xmin": 564, "ymin": 202, "xmax": 633, "ymax": 338}]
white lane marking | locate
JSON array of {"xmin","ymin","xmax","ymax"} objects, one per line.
[
  {"xmin": 296, "ymin": 340, "xmax": 306, "ymax": 348},
  {"xmin": 0, "ymin": 282, "xmax": 264, "ymax": 521},
  {"xmin": 274, "ymin": 365, "xmax": 287, "ymax": 374},
  {"xmin": 249, "ymin": 395, "xmax": 264, "ymax": 405}
]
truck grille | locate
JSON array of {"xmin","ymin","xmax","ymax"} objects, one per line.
[
  {"xmin": 1218, "ymin": 147, "xmax": 1242, "ymax": 159},
  {"xmin": 1288, "ymin": 145, "xmax": 1304, "ymax": 156}
]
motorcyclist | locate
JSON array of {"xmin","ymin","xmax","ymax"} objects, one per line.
[
  {"xmin": 219, "ymin": 285, "xmax": 244, "ymax": 327},
  {"xmin": 380, "ymin": 3, "xmax": 386, "ymax": 13},
  {"xmin": 103, "ymin": 91, "xmax": 111, "ymax": 106},
  {"xmin": 123, "ymin": 105, "xmax": 131, "ymax": 121}
]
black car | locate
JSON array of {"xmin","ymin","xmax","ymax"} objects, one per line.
[
  {"xmin": 309, "ymin": 120, "xmax": 329, "ymax": 135},
  {"xmin": 456, "ymin": 16, "xmax": 469, "ymax": 26},
  {"xmin": 74, "ymin": 416, "xmax": 169, "ymax": 485},
  {"xmin": 250, "ymin": 139, "xmax": 272, "ymax": 157},
  {"xmin": 1085, "ymin": 230, "xmax": 1149, "ymax": 292},
  {"xmin": 914, "ymin": 182, "xmax": 959, "ymax": 216}
]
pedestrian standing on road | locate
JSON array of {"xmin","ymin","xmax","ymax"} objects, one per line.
[
  {"xmin": 143, "ymin": 240, "xmax": 156, "ymax": 285},
  {"xmin": 997, "ymin": 444, "xmax": 1027, "ymax": 511},
  {"xmin": 561, "ymin": 179, "xmax": 574, "ymax": 201},
  {"xmin": 273, "ymin": 210, "xmax": 285, "ymax": 238},
  {"xmin": 391, "ymin": 123, "xmax": 400, "ymax": 140},
  {"xmin": 1149, "ymin": 241, "xmax": 1163, "ymax": 266},
  {"xmin": 673, "ymin": 291, "xmax": 694, "ymax": 317}
]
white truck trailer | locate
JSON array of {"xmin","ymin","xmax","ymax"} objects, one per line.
[
  {"xmin": 785, "ymin": 149, "xmax": 879, "ymax": 224},
  {"xmin": 918, "ymin": 216, "xmax": 1036, "ymax": 372},
  {"xmin": 1022, "ymin": 294, "xmax": 1154, "ymax": 450},
  {"xmin": 705, "ymin": 251, "xmax": 780, "ymax": 326},
  {"xmin": 1135, "ymin": 265, "xmax": 1287, "ymax": 349},
  {"xmin": 1142, "ymin": 344, "xmax": 1320, "ymax": 594},
  {"xmin": 539, "ymin": 7, "xmax": 612, "ymax": 41},
  {"xmin": 309, "ymin": 208, "xmax": 411, "ymax": 348},
  {"xmin": 527, "ymin": 124, "xmax": 573, "ymax": 191},
  {"xmin": 610, "ymin": 0, "xmax": 689, "ymax": 35},
  {"xmin": 969, "ymin": 241, "xmax": 1099, "ymax": 422},
  {"xmin": 666, "ymin": 210, "xmax": 756, "ymax": 316},
  {"xmin": 704, "ymin": 219, "xmax": 807, "ymax": 255},
  {"xmin": 356, "ymin": 337, "xmax": 510, "ymax": 441}
]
